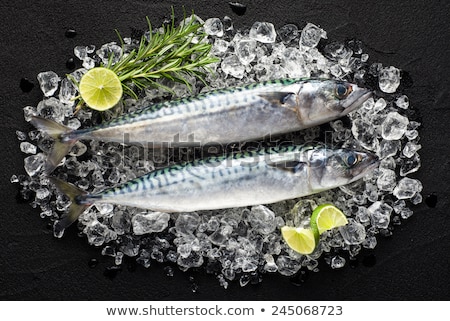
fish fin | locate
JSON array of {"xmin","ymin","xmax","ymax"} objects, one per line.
[
  {"xmin": 257, "ymin": 92, "xmax": 296, "ymax": 105},
  {"xmin": 49, "ymin": 177, "xmax": 91, "ymax": 236},
  {"xmin": 267, "ymin": 160, "xmax": 305, "ymax": 173},
  {"xmin": 29, "ymin": 116, "xmax": 77, "ymax": 175}
]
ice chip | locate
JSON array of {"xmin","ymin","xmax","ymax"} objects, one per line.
[
  {"xmin": 74, "ymin": 45, "xmax": 88, "ymax": 60},
  {"xmin": 282, "ymin": 47, "xmax": 310, "ymax": 78},
  {"xmin": 400, "ymin": 153, "xmax": 421, "ymax": 176},
  {"xmin": 402, "ymin": 142, "xmax": 422, "ymax": 158},
  {"xmin": 376, "ymin": 168, "xmax": 397, "ymax": 191},
  {"xmin": 208, "ymin": 225, "xmax": 233, "ymax": 245},
  {"xmin": 381, "ymin": 112, "xmax": 409, "ymax": 140},
  {"xmin": 204, "ymin": 18, "xmax": 224, "ymax": 37},
  {"xmin": 20, "ymin": 142, "xmax": 37, "ymax": 154},
  {"xmin": 96, "ymin": 42, "xmax": 123, "ymax": 65},
  {"xmin": 37, "ymin": 71, "xmax": 60, "ymax": 97},
  {"xmin": 276, "ymin": 255, "xmax": 302, "ymax": 276},
  {"xmin": 299, "ymin": 23, "xmax": 326, "ymax": 50},
  {"xmin": 248, "ymin": 205, "xmax": 277, "ymax": 234},
  {"xmin": 395, "ymin": 95, "xmax": 409, "ymax": 109},
  {"xmin": 393, "ymin": 177, "xmax": 422, "ymax": 200},
  {"xmin": 221, "ymin": 55, "xmax": 245, "ymax": 78},
  {"xmin": 175, "ymin": 213, "xmax": 200, "ymax": 235},
  {"xmin": 339, "ymin": 219, "xmax": 366, "ymax": 245},
  {"xmin": 378, "ymin": 66, "xmax": 401, "ymax": 93},
  {"xmin": 59, "ymin": 77, "xmax": 78, "ymax": 104},
  {"xmin": 235, "ymin": 38, "xmax": 257, "ymax": 65},
  {"xmin": 249, "ymin": 22, "xmax": 277, "ymax": 43},
  {"xmin": 352, "ymin": 118, "xmax": 379, "ymax": 151},
  {"xmin": 16, "ymin": 130, "xmax": 27, "ymax": 141},
  {"xmin": 378, "ymin": 139, "xmax": 401, "ymax": 159},
  {"xmin": 24, "ymin": 153, "xmax": 45, "ymax": 176},
  {"xmin": 330, "ymin": 255, "xmax": 346, "ymax": 269},
  {"xmin": 277, "ymin": 24, "xmax": 299, "ymax": 44},
  {"xmin": 368, "ymin": 201, "xmax": 392, "ymax": 229}
]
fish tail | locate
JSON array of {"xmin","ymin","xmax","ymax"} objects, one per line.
[
  {"xmin": 29, "ymin": 116, "xmax": 78, "ymax": 175},
  {"xmin": 49, "ymin": 177, "xmax": 91, "ymax": 235}
]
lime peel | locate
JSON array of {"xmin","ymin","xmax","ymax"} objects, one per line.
[{"xmin": 79, "ymin": 67, "xmax": 123, "ymax": 111}]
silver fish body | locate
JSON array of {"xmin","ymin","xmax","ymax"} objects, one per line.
[
  {"xmin": 51, "ymin": 144, "xmax": 379, "ymax": 234},
  {"xmin": 31, "ymin": 78, "xmax": 372, "ymax": 174}
]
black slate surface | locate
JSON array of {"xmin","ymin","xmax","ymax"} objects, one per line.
[{"xmin": 1, "ymin": 0, "xmax": 449, "ymax": 300}]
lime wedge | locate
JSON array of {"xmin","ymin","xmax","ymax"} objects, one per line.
[
  {"xmin": 281, "ymin": 226, "xmax": 317, "ymax": 255},
  {"xmin": 79, "ymin": 67, "xmax": 122, "ymax": 111},
  {"xmin": 310, "ymin": 203, "xmax": 348, "ymax": 235}
]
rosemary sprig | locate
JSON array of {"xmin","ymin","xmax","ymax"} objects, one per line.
[{"xmin": 108, "ymin": 12, "xmax": 218, "ymax": 99}]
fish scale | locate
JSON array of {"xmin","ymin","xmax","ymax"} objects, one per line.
[
  {"xmin": 49, "ymin": 143, "xmax": 379, "ymax": 235},
  {"xmin": 31, "ymin": 78, "xmax": 371, "ymax": 174}
]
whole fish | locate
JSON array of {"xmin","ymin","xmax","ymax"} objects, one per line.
[
  {"xmin": 50, "ymin": 144, "xmax": 379, "ymax": 234},
  {"xmin": 31, "ymin": 78, "xmax": 372, "ymax": 174}
]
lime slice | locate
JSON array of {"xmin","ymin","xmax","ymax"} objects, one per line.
[
  {"xmin": 310, "ymin": 203, "xmax": 348, "ymax": 235},
  {"xmin": 79, "ymin": 67, "xmax": 123, "ymax": 111},
  {"xmin": 281, "ymin": 226, "xmax": 317, "ymax": 255}
]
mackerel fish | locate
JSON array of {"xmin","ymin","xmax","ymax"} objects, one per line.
[
  {"xmin": 30, "ymin": 78, "xmax": 372, "ymax": 174},
  {"xmin": 50, "ymin": 144, "xmax": 379, "ymax": 234}
]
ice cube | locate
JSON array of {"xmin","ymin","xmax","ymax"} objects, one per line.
[
  {"xmin": 368, "ymin": 201, "xmax": 392, "ymax": 229},
  {"xmin": 74, "ymin": 46, "xmax": 88, "ymax": 60},
  {"xmin": 248, "ymin": 205, "xmax": 277, "ymax": 234},
  {"xmin": 235, "ymin": 38, "xmax": 257, "ymax": 65},
  {"xmin": 330, "ymin": 255, "xmax": 346, "ymax": 269},
  {"xmin": 381, "ymin": 112, "xmax": 409, "ymax": 140},
  {"xmin": 249, "ymin": 22, "xmax": 277, "ymax": 43},
  {"xmin": 378, "ymin": 139, "xmax": 401, "ymax": 159},
  {"xmin": 352, "ymin": 118, "xmax": 379, "ymax": 151},
  {"xmin": 204, "ymin": 18, "xmax": 224, "ymax": 37},
  {"xmin": 276, "ymin": 255, "xmax": 302, "ymax": 276},
  {"xmin": 16, "ymin": 130, "xmax": 27, "ymax": 141},
  {"xmin": 20, "ymin": 142, "xmax": 37, "ymax": 154},
  {"xmin": 131, "ymin": 212, "xmax": 170, "ymax": 235},
  {"xmin": 395, "ymin": 95, "xmax": 409, "ymax": 109},
  {"xmin": 175, "ymin": 212, "xmax": 200, "ymax": 235},
  {"xmin": 59, "ymin": 77, "xmax": 78, "ymax": 105},
  {"xmin": 37, "ymin": 71, "xmax": 60, "ymax": 97},
  {"xmin": 299, "ymin": 23, "xmax": 326, "ymax": 51},
  {"xmin": 211, "ymin": 39, "xmax": 230, "ymax": 56},
  {"xmin": 399, "ymin": 153, "xmax": 421, "ymax": 176},
  {"xmin": 402, "ymin": 142, "xmax": 421, "ymax": 158},
  {"xmin": 277, "ymin": 24, "xmax": 298, "ymax": 44},
  {"xmin": 393, "ymin": 177, "xmax": 423, "ymax": 199},
  {"xmin": 378, "ymin": 66, "xmax": 401, "ymax": 93},
  {"xmin": 339, "ymin": 219, "xmax": 366, "ymax": 245},
  {"xmin": 376, "ymin": 168, "xmax": 397, "ymax": 191},
  {"xmin": 221, "ymin": 55, "xmax": 245, "ymax": 78},
  {"xmin": 282, "ymin": 47, "xmax": 311, "ymax": 78},
  {"xmin": 24, "ymin": 153, "xmax": 45, "ymax": 176},
  {"xmin": 208, "ymin": 225, "xmax": 233, "ymax": 245},
  {"xmin": 96, "ymin": 42, "xmax": 123, "ymax": 65}
]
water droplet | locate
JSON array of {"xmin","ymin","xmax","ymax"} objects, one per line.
[
  {"xmin": 66, "ymin": 57, "xmax": 76, "ymax": 70},
  {"xmin": 228, "ymin": 2, "xmax": 247, "ymax": 16},
  {"xmin": 20, "ymin": 78, "xmax": 34, "ymax": 93},
  {"xmin": 65, "ymin": 29, "xmax": 77, "ymax": 38},
  {"xmin": 88, "ymin": 258, "xmax": 99, "ymax": 268},
  {"xmin": 425, "ymin": 193, "xmax": 437, "ymax": 208}
]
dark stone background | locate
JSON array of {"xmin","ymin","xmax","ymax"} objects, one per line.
[{"xmin": 1, "ymin": 0, "xmax": 449, "ymax": 300}]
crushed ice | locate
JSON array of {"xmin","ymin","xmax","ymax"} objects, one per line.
[{"xmin": 13, "ymin": 16, "xmax": 422, "ymax": 287}]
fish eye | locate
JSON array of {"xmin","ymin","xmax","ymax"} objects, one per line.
[
  {"xmin": 334, "ymin": 83, "xmax": 352, "ymax": 99},
  {"xmin": 344, "ymin": 152, "xmax": 360, "ymax": 168}
]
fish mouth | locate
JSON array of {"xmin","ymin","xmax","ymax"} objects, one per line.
[
  {"xmin": 363, "ymin": 152, "xmax": 380, "ymax": 173},
  {"xmin": 341, "ymin": 89, "xmax": 373, "ymax": 114}
]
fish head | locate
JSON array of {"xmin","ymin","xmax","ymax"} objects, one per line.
[
  {"xmin": 296, "ymin": 79, "xmax": 372, "ymax": 126},
  {"xmin": 307, "ymin": 146, "xmax": 379, "ymax": 192}
]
